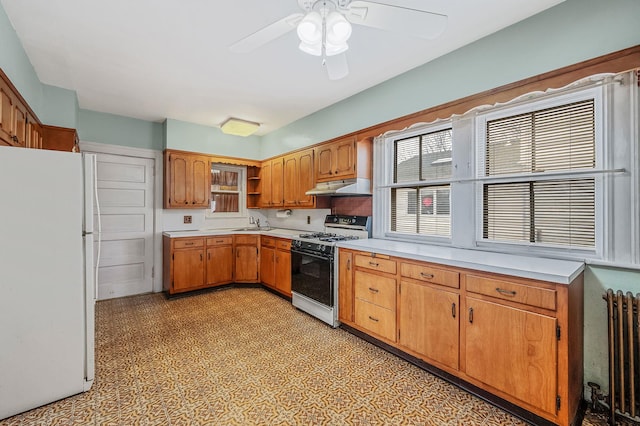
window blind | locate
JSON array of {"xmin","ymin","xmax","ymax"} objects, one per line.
[
  {"xmin": 483, "ymin": 99, "xmax": 596, "ymax": 248},
  {"xmin": 391, "ymin": 128, "xmax": 452, "ymax": 237}
]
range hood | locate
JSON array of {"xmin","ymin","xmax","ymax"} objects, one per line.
[{"xmin": 305, "ymin": 178, "xmax": 371, "ymax": 196}]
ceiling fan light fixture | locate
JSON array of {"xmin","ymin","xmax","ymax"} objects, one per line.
[
  {"xmin": 296, "ymin": 11, "xmax": 322, "ymax": 44},
  {"xmin": 325, "ymin": 11, "xmax": 352, "ymax": 44},
  {"xmin": 220, "ymin": 118, "xmax": 261, "ymax": 137}
]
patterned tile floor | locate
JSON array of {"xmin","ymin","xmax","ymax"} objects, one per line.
[{"xmin": 0, "ymin": 287, "xmax": 612, "ymax": 425}]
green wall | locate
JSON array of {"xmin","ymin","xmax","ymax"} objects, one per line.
[
  {"xmin": 164, "ymin": 118, "xmax": 261, "ymax": 159},
  {"xmin": 260, "ymin": 0, "xmax": 640, "ymax": 158},
  {"xmin": 78, "ymin": 109, "xmax": 163, "ymax": 151},
  {"xmin": 40, "ymin": 84, "xmax": 78, "ymax": 129}
]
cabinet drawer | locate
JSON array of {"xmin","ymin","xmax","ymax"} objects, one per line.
[
  {"xmin": 261, "ymin": 236, "xmax": 275, "ymax": 247},
  {"xmin": 235, "ymin": 235, "xmax": 258, "ymax": 245},
  {"xmin": 355, "ymin": 299, "xmax": 396, "ymax": 342},
  {"xmin": 174, "ymin": 238, "xmax": 204, "ymax": 249},
  {"xmin": 355, "ymin": 254, "xmax": 397, "ymax": 274},
  {"xmin": 206, "ymin": 236, "xmax": 232, "ymax": 246},
  {"xmin": 276, "ymin": 239, "xmax": 291, "ymax": 251},
  {"xmin": 401, "ymin": 262, "xmax": 460, "ymax": 289},
  {"xmin": 354, "ymin": 271, "xmax": 396, "ymax": 310},
  {"xmin": 466, "ymin": 275, "xmax": 556, "ymax": 310}
]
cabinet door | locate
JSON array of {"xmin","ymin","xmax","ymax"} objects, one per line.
[
  {"xmin": 399, "ymin": 280, "xmax": 459, "ymax": 370},
  {"xmin": 261, "ymin": 161, "xmax": 272, "ymax": 207},
  {"xmin": 271, "ymin": 158, "xmax": 284, "ymax": 207},
  {"xmin": 207, "ymin": 246, "xmax": 233, "ymax": 285},
  {"xmin": 173, "ymin": 249, "xmax": 205, "ymax": 291},
  {"xmin": 275, "ymin": 248, "xmax": 291, "ymax": 295},
  {"xmin": 191, "ymin": 156, "xmax": 209, "ymax": 207},
  {"xmin": 283, "ymin": 154, "xmax": 298, "ymax": 207},
  {"xmin": 235, "ymin": 245, "xmax": 259, "ymax": 282},
  {"xmin": 333, "ymin": 138, "xmax": 355, "ymax": 179},
  {"xmin": 12, "ymin": 100, "xmax": 27, "ymax": 147},
  {"xmin": 169, "ymin": 154, "xmax": 190, "ymax": 206},
  {"xmin": 260, "ymin": 245, "xmax": 276, "ymax": 287},
  {"xmin": 296, "ymin": 149, "xmax": 315, "ymax": 207},
  {"xmin": 0, "ymin": 85, "xmax": 14, "ymax": 145},
  {"xmin": 338, "ymin": 250, "xmax": 354, "ymax": 323},
  {"xmin": 315, "ymin": 144, "xmax": 334, "ymax": 181},
  {"xmin": 465, "ymin": 297, "xmax": 558, "ymax": 414}
]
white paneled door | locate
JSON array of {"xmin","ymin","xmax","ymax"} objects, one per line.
[{"xmin": 91, "ymin": 153, "xmax": 155, "ymax": 300}]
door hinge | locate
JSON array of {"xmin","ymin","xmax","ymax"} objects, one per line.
[
  {"xmin": 151, "ymin": 266, "xmax": 154, "ymax": 278},
  {"xmin": 556, "ymin": 396, "xmax": 561, "ymax": 411},
  {"xmin": 556, "ymin": 325, "xmax": 561, "ymax": 340},
  {"xmin": 172, "ymin": 253, "xmax": 174, "ymax": 261}
]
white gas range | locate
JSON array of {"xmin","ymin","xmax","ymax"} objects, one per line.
[{"xmin": 290, "ymin": 215, "xmax": 371, "ymax": 327}]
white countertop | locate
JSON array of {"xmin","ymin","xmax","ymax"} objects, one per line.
[
  {"xmin": 162, "ymin": 228, "xmax": 304, "ymax": 239},
  {"xmin": 336, "ymin": 239, "xmax": 584, "ymax": 285}
]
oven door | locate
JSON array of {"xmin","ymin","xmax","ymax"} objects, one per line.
[{"xmin": 290, "ymin": 249, "xmax": 334, "ymax": 308}]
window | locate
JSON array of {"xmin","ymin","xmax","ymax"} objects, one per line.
[
  {"xmin": 207, "ymin": 164, "xmax": 246, "ymax": 217},
  {"xmin": 479, "ymin": 96, "xmax": 598, "ymax": 249},
  {"xmin": 390, "ymin": 127, "xmax": 452, "ymax": 237}
]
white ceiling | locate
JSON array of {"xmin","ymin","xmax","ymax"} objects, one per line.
[{"xmin": 2, "ymin": 0, "xmax": 564, "ymax": 135}]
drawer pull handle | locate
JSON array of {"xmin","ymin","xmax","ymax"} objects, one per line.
[
  {"xmin": 369, "ymin": 261, "xmax": 379, "ymax": 267},
  {"xmin": 216, "ymin": 240, "xmax": 224, "ymax": 243},
  {"xmin": 452, "ymin": 303, "xmax": 456, "ymax": 318},
  {"xmin": 185, "ymin": 242, "xmax": 194, "ymax": 246},
  {"xmin": 368, "ymin": 316, "xmax": 379, "ymax": 322},
  {"xmin": 368, "ymin": 287, "xmax": 379, "ymax": 293},
  {"xmin": 420, "ymin": 272, "xmax": 434, "ymax": 279},
  {"xmin": 468, "ymin": 307, "xmax": 473, "ymax": 323},
  {"xmin": 347, "ymin": 259, "xmax": 351, "ymax": 270},
  {"xmin": 496, "ymin": 288, "xmax": 517, "ymax": 297}
]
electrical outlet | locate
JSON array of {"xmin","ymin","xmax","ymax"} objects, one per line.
[
  {"xmin": 307, "ymin": 215, "xmax": 311, "ymax": 224},
  {"xmin": 184, "ymin": 215, "xmax": 192, "ymax": 224}
]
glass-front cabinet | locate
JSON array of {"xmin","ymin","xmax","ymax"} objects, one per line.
[{"xmin": 209, "ymin": 164, "xmax": 244, "ymax": 215}]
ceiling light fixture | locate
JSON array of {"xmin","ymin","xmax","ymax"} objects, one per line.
[
  {"xmin": 297, "ymin": 3, "xmax": 352, "ymax": 58},
  {"xmin": 220, "ymin": 118, "xmax": 261, "ymax": 137}
]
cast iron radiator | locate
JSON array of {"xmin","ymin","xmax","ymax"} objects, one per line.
[{"xmin": 604, "ymin": 289, "xmax": 640, "ymax": 424}]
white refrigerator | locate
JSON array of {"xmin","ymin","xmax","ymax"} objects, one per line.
[{"xmin": 0, "ymin": 146, "xmax": 100, "ymax": 420}]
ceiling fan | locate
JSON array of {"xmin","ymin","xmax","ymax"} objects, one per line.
[{"xmin": 229, "ymin": 0, "xmax": 447, "ymax": 80}]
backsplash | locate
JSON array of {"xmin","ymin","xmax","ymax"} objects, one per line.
[{"xmin": 330, "ymin": 196, "xmax": 372, "ymax": 216}]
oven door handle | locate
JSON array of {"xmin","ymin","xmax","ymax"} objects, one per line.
[{"xmin": 291, "ymin": 249, "xmax": 333, "ymax": 262}]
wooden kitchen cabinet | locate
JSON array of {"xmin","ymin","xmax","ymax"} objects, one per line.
[
  {"xmin": 246, "ymin": 165, "xmax": 261, "ymax": 209},
  {"xmin": 164, "ymin": 150, "xmax": 210, "ymax": 208},
  {"xmin": 274, "ymin": 239, "xmax": 291, "ymax": 296},
  {"xmin": 234, "ymin": 234, "xmax": 259, "ymax": 283},
  {"xmin": 338, "ymin": 249, "xmax": 354, "ymax": 323},
  {"xmin": 42, "ymin": 125, "xmax": 78, "ymax": 152},
  {"xmin": 26, "ymin": 116, "xmax": 43, "ymax": 149},
  {"xmin": 260, "ymin": 237, "xmax": 276, "ymax": 288},
  {"xmin": 206, "ymin": 236, "xmax": 233, "ymax": 286},
  {"xmin": 398, "ymin": 279, "xmax": 459, "ymax": 370},
  {"xmin": 283, "ymin": 148, "xmax": 316, "ymax": 208},
  {"xmin": 337, "ymin": 248, "xmax": 583, "ymax": 426},
  {"xmin": 163, "ymin": 236, "xmax": 206, "ymax": 294},
  {"xmin": 314, "ymin": 137, "xmax": 372, "ymax": 183},
  {"xmin": 260, "ymin": 157, "xmax": 284, "ymax": 208},
  {"xmin": 261, "ymin": 237, "xmax": 291, "ymax": 296}
]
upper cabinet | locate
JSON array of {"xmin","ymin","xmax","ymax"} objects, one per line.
[
  {"xmin": 42, "ymin": 125, "xmax": 79, "ymax": 152},
  {"xmin": 260, "ymin": 157, "xmax": 284, "ymax": 208},
  {"xmin": 164, "ymin": 150, "xmax": 210, "ymax": 208},
  {"xmin": 315, "ymin": 137, "xmax": 372, "ymax": 182},
  {"xmin": 283, "ymin": 148, "xmax": 315, "ymax": 208}
]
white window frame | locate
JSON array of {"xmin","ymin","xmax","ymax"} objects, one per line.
[
  {"xmin": 473, "ymin": 87, "xmax": 606, "ymax": 260},
  {"xmin": 205, "ymin": 163, "xmax": 247, "ymax": 219},
  {"xmin": 374, "ymin": 121, "xmax": 455, "ymax": 245}
]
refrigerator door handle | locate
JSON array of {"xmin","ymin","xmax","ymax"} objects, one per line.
[{"xmin": 83, "ymin": 233, "xmax": 95, "ymax": 387}]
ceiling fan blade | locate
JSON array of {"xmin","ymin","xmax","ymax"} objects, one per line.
[
  {"xmin": 324, "ymin": 53, "xmax": 349, "ymax": 80},
  {"xmin": 346, "ymin": 1, "xmax": 447, "ymax": 40},
  {"xmin": 229, "ymin": 13, "xmax": 303, "ymax": 53}
]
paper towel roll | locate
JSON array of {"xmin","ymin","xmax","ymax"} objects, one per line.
[{"xmin": 276, "ymin": 209, "xmax": 292, "ymax": 218}]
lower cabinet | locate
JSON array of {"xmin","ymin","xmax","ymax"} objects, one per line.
[
  {"xmin": 163, "ymin": 234, "xmax": 258, "ymax": 294},
  {"xmin": 338, "ymin": 248, "xmax": 583, "ymax": 426},
  {"xmin": 206, "ymin": 236, "xmax": 233, "ymax": 286},
  {"xmin": 260, "ymin": 236, "xmax": 291, "ymax": 296},
  {"xmin": 233, "ymin": 235, "xmax": 259, "ymax": 283}
]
